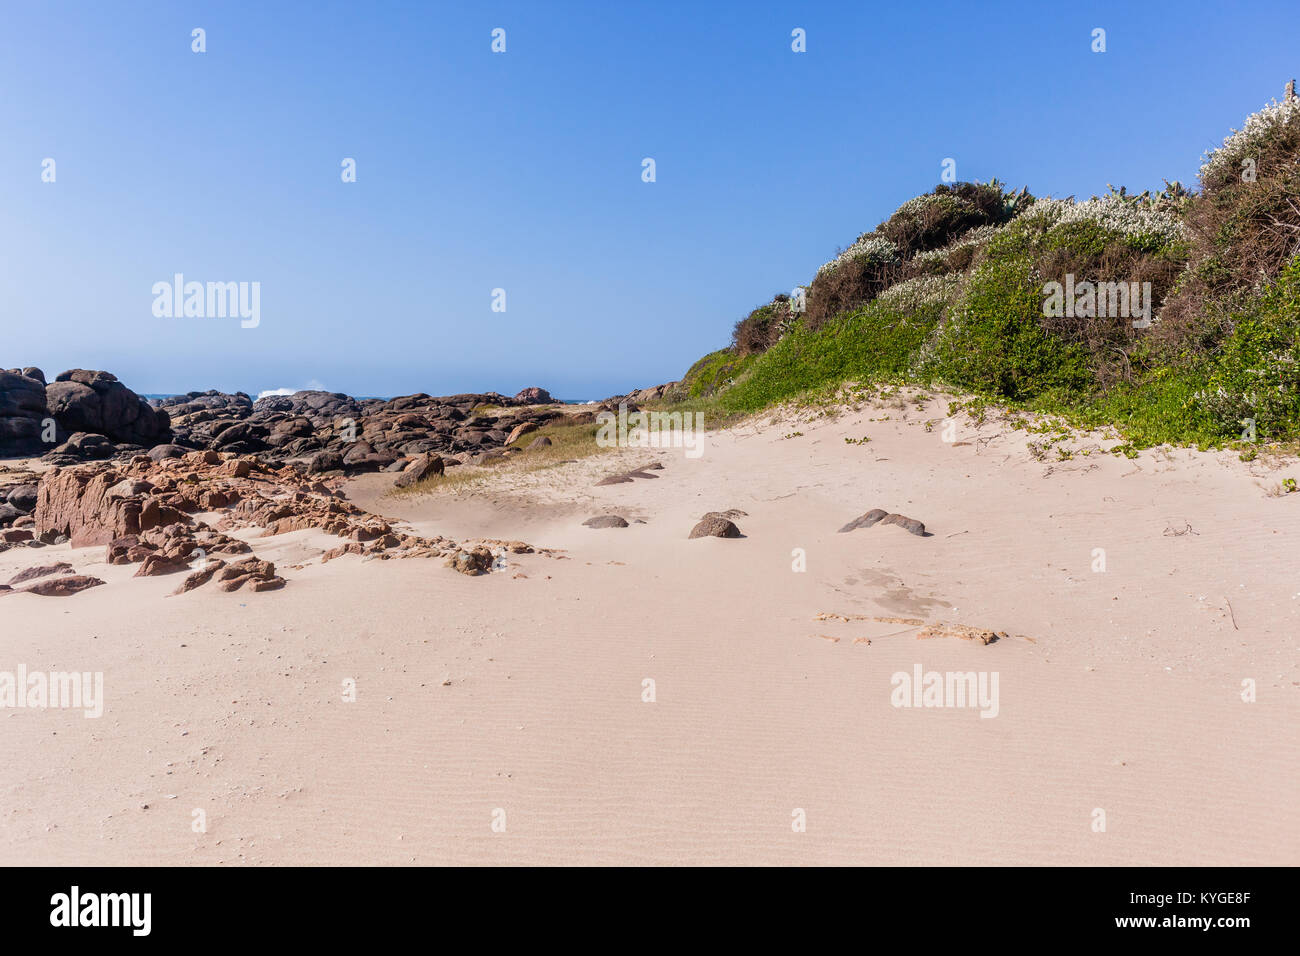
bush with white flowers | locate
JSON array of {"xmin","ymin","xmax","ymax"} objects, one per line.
[
  {"xmin": 816, "ymin": 234, "xmax": 900, "ymax": 277},
  {"xmin": 1199, "ymin": 97, "xmax": 1300, "ymax": 187},
  {"xmin": 912, "ymin": 223, "xmax": 1002, "ymax": 267},
  {"xmin": 874, "ymin": 273, "xmax": 962, "ymax": 312},
  {"xmin": 1016, "ymin": 195, "xmax": 1184, "ymax": 246}
]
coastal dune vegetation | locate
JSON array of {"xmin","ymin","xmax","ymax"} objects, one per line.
[{"xmin": 664, "ymin": 94, "xmax": 1300, "ymax": 450}]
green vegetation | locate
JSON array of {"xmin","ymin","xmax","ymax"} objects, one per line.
[{"xmin": 661, "ymin": 93, "xmax": 1300, "ymax": 450}]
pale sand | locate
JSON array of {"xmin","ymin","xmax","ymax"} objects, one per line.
[{"xmin": 2, "ymin": 392, "xmax": 1297, "ymax": 865}]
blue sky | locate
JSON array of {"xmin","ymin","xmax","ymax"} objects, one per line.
[{"xmin": 2, "ymin": 0, "xmax": 1297, "ymax": 399}]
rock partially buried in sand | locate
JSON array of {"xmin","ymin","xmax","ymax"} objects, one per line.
[
  {"xmin": 583, "ymin": 515, "xmax": 629, "ymax": 529},
  {"xmin": 595, "ymin": 463, "xmax": 663, "ymax": 486},
  {"xmin": 17, "ymin": 574, "xmax": 106, "ymax": 597},
  {"xmin": 6, "ymin": 562, "xmax": 75, "ymax": 586},
  {"xmin": 837, "ymin": 508, "xmax": 888, "ymax": 533},
  {"xmin": 134, "ymin": 553, "xmax": 192, "ymax": 577},
  {"xmin": 446, "ymin": 546, "xmax": 493, "ymax": 575},
  {"xmin": 526, "ymin": 435, "xmax": 553, "ymax": 450},
  {"xmin": 879, "ymin": 513, "xmax": 926, "ymax": 536},
  {"xmin": 838, "ymin": 509, "xmax": 926, "ymax": 536},
  {"xmin": 172, "ymin": 559, "xmax": 227, "ymax": 595},
  {"xmin": 689, "ymin": 515, "xmax": 742, "ymax": 539}
]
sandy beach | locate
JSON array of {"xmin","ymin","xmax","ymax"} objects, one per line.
[{"xmin": 3, "ymin": 393, "xmax": 1296, "ymax": 866}]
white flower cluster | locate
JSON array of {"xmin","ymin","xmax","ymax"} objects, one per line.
[
  {"xmin": 874, "ymin": 273, "xmax": 962, "ymax": 311},
  {"xmin": 1017, "ymin": 195, "xmax": 1184, "ymax": 245},
  {"xmin": 1199, "ymin": 97, "xmax": 1300, "ymax": 184},
  {"xmin": 817, "ymin": 234, "xmax": 900, "ymax": 277},
  {"xmin": 887, "ymin": 193, "xmax": 965, "ymax": 223},
  {"xmin": 912, "ymin": 223, "xmax": 1001, "ymax": 267},
  {"xmin": 1013, "ymin": 198, "xmax": 1074, "ymax": 230}
]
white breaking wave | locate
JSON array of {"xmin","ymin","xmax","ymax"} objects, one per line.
[{"xmin": 257, "ymin": 379, "xmax": 326, "ymax": 400}]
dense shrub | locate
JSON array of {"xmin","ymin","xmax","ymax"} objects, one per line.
[
  {"xmin": 804, "ymin": 235, "xmax": 901, "ymax": 330},
  {"xmin": 1159, "ymin": 98, "xmax": 1300, "ymax": 349},
  {"xmin": 722, "ymin": 287, "xmax": 955, "ymax": 412},
  {"xmin": 1198, "ymin": 257, "xmax": 1300, "ymax": 439},
  {"xmin": 804, "ymin": 182, "xmax": 1026, "ymax": 328},
  {"xmin": 877, "ymin": 182, "xmax": 1019, "ymax": 257},
  {"xmin": 920, "ymin": 251, "xmax": 1092, "ymax": 402},
  {"xmin": 732, "ymin": 295, "xmax": 797, "ymax": 355}
]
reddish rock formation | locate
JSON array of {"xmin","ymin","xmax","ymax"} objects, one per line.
[
  {"xmin": 6, "ymin": 562, "xmax": 75, "ymax": 586},
  {"xmin": 17, "ymin": 574, "xmax": 105, "ymax": 597},
  {"xmin": 35, "ymin": 466, "xmax": 188, "ymax": 547},
  {"xmin": 216, "ymin": 556, "xmax": 285, "ymax": 592},
  {"xmin": 23, "ymin": 449, "xmax": 531, "ymax": 596}
]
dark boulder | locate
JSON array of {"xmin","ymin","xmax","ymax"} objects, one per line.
[
  {"xmin": 5, "ymin": 484, "xmax": 39, "ymax": 513},
  {"xmin": 45, "ymin": 369, "xmax": 170, "ymax": 446},
  {"xmin": 0, "ymin": 370, "xmax": 49, "ymax": 455}
]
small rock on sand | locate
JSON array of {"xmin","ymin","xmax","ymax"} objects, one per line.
[
  {"xmin": 689, "ymin": 515, "xmax": 742, "ymax": 539},
  {"xmin": 879, "ymin": 513, "xmax": 927, "ymax": 536},
  {"xmin": 837, "ymin": 508, "xmax": 888, "ymax": 533},
  {"xmin": 394, "ymin": 453, "xmax": 444, "ymax": 488},
  {"xmin": 583, "ymin": 515, "xmax": 629, "ymax": 529},
  {"xmin": 838, "ymin": 509, "xmax": 926, "ymax": 536},
  {"xmin": 446, "ymin": 546, "xmax": 494, "ymax": 575}
]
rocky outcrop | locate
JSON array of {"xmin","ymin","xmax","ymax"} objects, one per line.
[
  {"xmin": 6, "ymin": 365, "xmax": 562, "ymax": 476},
  {"xmin": 215, "ymin": 556, "xmax": 285, "ymax": 592},
  {"xmin": 35, "ymin": 467, "xmax": 189, "ymax": 548},
  {"xmin": 45, "ymin": 369, "xmax": 169, "ymax": 449},
  {"xmin": 0, "ymin": 370, "xmax": 48, "ymax": 456},
  {"xmin": 625, "ymin": 382, "xmax": 678, "ymax": 404},
  {"xmin": 18, "ymin": 449, "xmax": 537, "ymax": 594},
  {"xmin": 513, "ymin": 387, "xmax": 552, "ymax": 404},
  {"xmin": 153, "ymin": 388, "xmax": 563, "ymax": 472}
]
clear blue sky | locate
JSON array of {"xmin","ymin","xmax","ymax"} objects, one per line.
[{"xmin": 2, "ymin": 0, "xmax": 1296, "ymax": 399}]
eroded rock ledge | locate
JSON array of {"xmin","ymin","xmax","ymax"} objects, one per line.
[{"xmin": 17, "ymin": 450, "xmax": 540, "ymax": 595}]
